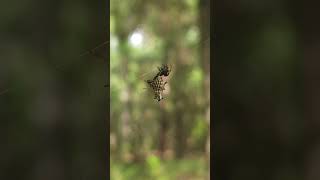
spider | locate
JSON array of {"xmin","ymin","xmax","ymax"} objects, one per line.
[
  {"xmin": 146, "ymin": 76, "xmax": 167, "ymax": 101},
  {"xmin": 145, "ymin": 64, "xmax": 171, "ymax": 101}
]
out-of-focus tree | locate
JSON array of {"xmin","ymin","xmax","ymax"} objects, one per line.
[{"xmin": 199, "ymin": 0, "xmax": 210, "ymax": 179}]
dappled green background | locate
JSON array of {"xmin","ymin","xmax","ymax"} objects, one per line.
[{"xmin": 110, "ymin": 0, "xmax": 210, "ymax": 179}]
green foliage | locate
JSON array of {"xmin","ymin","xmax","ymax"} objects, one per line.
[
  {"xmin": 111, "ymin": 157, "xmax": 207, "ymax": 180},
  {"xmin": 146, "ymin": 154, "xmax": 164, "ymax": 178},
  {"xmin": 191, "ymin": 116, "xmax": 208, "ymax": 141},
  {"xmin": 188, "ymin": 67, "xmax": 203, "ymax": 88}
]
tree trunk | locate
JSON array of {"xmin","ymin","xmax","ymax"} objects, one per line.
[
  {"xmin": 157, "ymin": 41, "xmax": 172, "ymax": 158},
  {"xmin": 158, "ymin": 109, "xmax": 168, "ymax": 158},
  {"xmin": 199, "ymin": 0, "xmax": 211, "ymax": 179}
]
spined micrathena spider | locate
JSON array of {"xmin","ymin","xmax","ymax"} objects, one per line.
[{"xmin": 145, "ymin": 64, "xmax": 171, "ymax": 102}]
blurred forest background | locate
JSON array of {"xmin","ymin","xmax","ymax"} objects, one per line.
[
  {"xmin": 110, "ymin": 0, "xmax": 210, "ymax": 180},
  {"xmin": 0, "ymin": 0, "xmax": 107, "ymax": 179}
]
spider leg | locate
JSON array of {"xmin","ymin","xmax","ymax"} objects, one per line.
[{"xmin": 161, "ymin": 81, "xmax": 167, "ymax": 90}]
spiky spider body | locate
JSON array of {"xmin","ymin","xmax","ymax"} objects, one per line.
[
  {"xmin": 146, "ymin": 76, "xmax": 167, "ymax": 101},
  {"xmin": 145, "ymin": 64, "xmax": 171, "ymax": 102}
]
